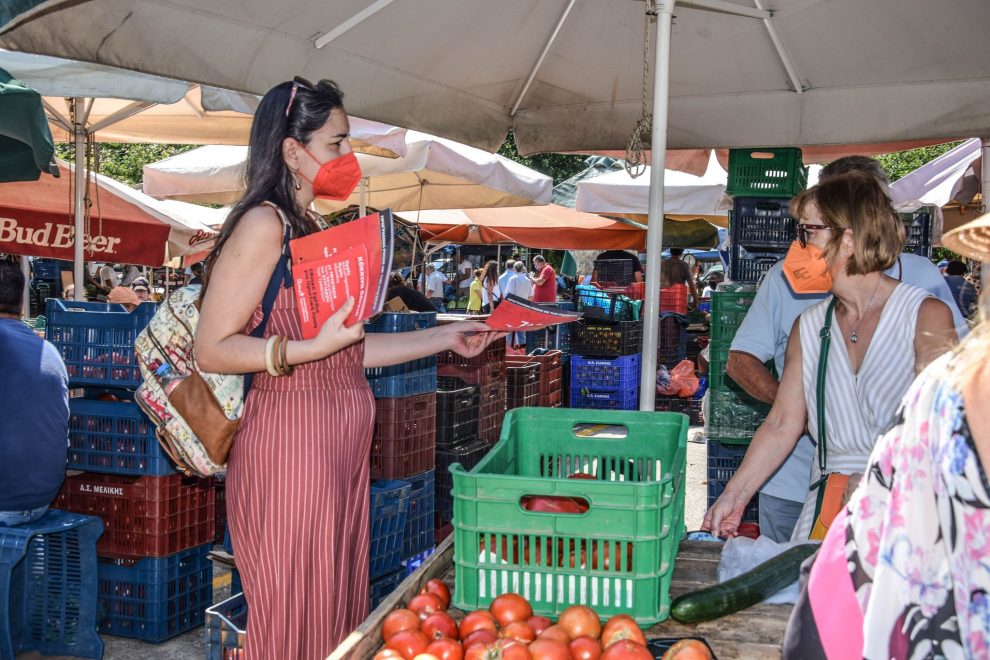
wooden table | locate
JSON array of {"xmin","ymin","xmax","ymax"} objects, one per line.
[{"xmin": 330, "ymin": 538, "xmax": 791, "ymax": 659}]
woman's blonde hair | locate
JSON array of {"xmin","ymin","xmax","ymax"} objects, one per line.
[{"xmin": 791, "ymin": 172, "xmax": 905, "ymax": 276}]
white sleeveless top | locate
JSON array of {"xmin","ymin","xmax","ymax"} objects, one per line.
[{"xmin": 790, "ymin": 282, "xmax": 930, "ymax": 540}]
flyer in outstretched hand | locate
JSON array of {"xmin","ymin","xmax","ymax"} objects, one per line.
[
  {"xmin": 290, "ymin": 210, "xmax": 394, "ymax": 339},
  {"xmin": 484, "ymin": 294, "xmax": 582, "ymax": 332}
]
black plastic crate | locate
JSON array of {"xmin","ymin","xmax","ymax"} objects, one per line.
[
  {"xmin": 729, "ymin": 244, "xmax": 786, "ymax": 284},
  {"xmin": 570, "ymin": 320, "xmax": 642, "ymax": 357},
  {"xmin": 900, "ymin": 208, "xmax": 934, "ymax": 258},
  {"xmin": 654, "ymin": 396, "xmax": 703, "ymax": 426},
  {"xmin": 593, "ymin": 259, "xmax": 635, "ymax": 287},
  {"xmin": 435, "ymin": 437, "xmax": 490, "ymax": 524},
  {"xmin": 436, "ymin": 383, "xmax": 479, "ymax": 448},
  {"xmin": 730, "ymin": 197, "xmax": 796, "ymax": 249}
]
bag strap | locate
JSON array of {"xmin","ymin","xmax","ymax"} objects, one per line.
[
  {"xmin": 816, "ymin": 298, "xmax": 837, "ymax": 476},
  {"xmin": 243, "ymin": 202, "xmax": 294, "ymax": 395}
]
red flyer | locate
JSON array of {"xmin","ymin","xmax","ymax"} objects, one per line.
[
  {"xmin": 290, "ymin": 210, "xmax": 394, "ymax": 338},
  {"xmin": 484, "ymin": 294, "xmax": 582, "ymax": 332}
]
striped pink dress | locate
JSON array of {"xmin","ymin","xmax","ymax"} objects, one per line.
[{"xmin": 227, "ymin": 283, "xmax": 375, "ymax": 659}]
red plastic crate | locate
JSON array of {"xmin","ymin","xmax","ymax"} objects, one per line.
[
  {"xmin": 660, "ymin": 285, "xmax": 688, "ymax": 314},
  {"xmin": 56, "ymin": 473, "xmax": 214, "ymax": 560},
  {"xmin": 478, "ymin": 381, "xmax": 506, "ymax": 419},
  {"xmin": 371, "ymin": 393, "xmax": 437, "ymax": 479},
  {"xmin": 506, "ymin": 351, "xmax": 563, "ymax": 400},
  {"xmin": 437, "ymin": 337, "xmax": 506, "ymax": 385},
  {"xmin": 540, "ymin": 388, "xmax": 563, "ymax": 408}
]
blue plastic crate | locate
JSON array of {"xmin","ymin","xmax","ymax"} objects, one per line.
[
  {"xmin": 205, "ymin": 592, "xmax": 247, "ymax": 660},
  {"xmin": 96, "ymin": 543, "xmax": 212, "ymax": 643},
  {"xmin": 706, "ymin": 440, "xmax": 759, "ymax": 523},
  {"xmin": 402, "ymin": 470, "xmax": 435, "ymax": 560},
  {"xmin": 568, "ymin": 387, "xmax": 640, "ymax": 410},
  {"xmin": 45, "ymin": 299, "xmax": 157, "ymax": 388},
  {"xmin": 369, "ymin": 570, "xmax": 405, "ymax": 611},
  {"xmin": 366, "ymin": 365, "xmax": 438, "ymax": 398},
  {"xmin": 370, "ymin": 480, "xmax": 411, "ymax": 579},
  {"xmin": 365, "ymin": 354, "xmax": 437, "ymax": 380},
  {"xmin": 366, "ymin": 311, "xmax": 437, "ymax": 334},
  {"xmin": 67, "ymin": 398, "xmax": 176, "ymax": 476},
  {"xmin": 570, "ymin": 354, "xmax": 641, "ymax": 390},
  {"xmin": 402, "ymin": 547, "xmax": 436, "ymax": 576},
  {"xmin": 2, "ymin": 510, "xmax": 104, "ymax": 660}
]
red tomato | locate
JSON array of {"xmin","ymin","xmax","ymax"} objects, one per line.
[
  {"xmin": 660, "ymin": 639, "xmax": 713, "ymax": 659},
  {"xmin": 568, "ymin": 472, "xmax": 597, "ymax": 480},
  {"xmin": 426, "ymin": 638, "xmax": 464, "ymax": 660},
  {"xmin": 409, "ymin": 593, "xmax": 446, "ymax": 620},
  {"xmin": 420, "ymin": 579, "xmax": 452, "ymax": 609},
  {"xmin": 539, "ymin": 625, "xmax": 571, "ymax": 644},
  {"xmin": 466, "ymin": 639, "xmax": 532, "ymax": 660},
  {"xmin": 527, "ymin": 616, "xmax": 553, "ymax": 636},
  {"xmin": 387, "ymin": 630, "xmax": 430, "ymax": 660},
  {"xmin": 374, "ymin": 649, "xmax": 405, "ymax": 660},
  {"xmin": 413, "ymin": 655, "xmax": 441, "ymax": 660},
  {"xmin": 558, "ymin": 605, "xmax": 601, "ymax": 641},
  {"xmin": 570, "ymin": 636, "xmax": 603, "ymax": 660},
  {"xmin": 528, "ymin": 638, "xmax": 571, "ymax": 660},
  {"xmin": 520, "ymin": 495, "xmax": 587, "ymax": 514},
  {"xmin": 600, "ymin": 615, "xmax": 646, "ymax": 648},
  {"xmin": 462, "ymin": 629, "xmax": 498, "ymax": 650},
  {"xmin": 489, "ymin": 593, "xmax": 533, "ymax": 627},
  {"xmin": 459, "ymin": 610, "xmax": 498, "ymax": 639},
  {"xmin": 422, "ymin": 612, "xmax": 459, "ymax": 641},
  {"xmin": 735, "ymin": 523, "xmax": 760, "ymax": 540},
  {"xmin": 601, "ymin": 640, "xmax": 652, "ymax": 660},
  {"xmin": 383, "ymin": 609, "xmax": 421, "ymax": 642},
  {"xmin": 501, "ymin": 621, "xmax": 536, "ymax": 643}
]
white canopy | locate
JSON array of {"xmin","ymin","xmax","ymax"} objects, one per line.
[
  {"xmin": 2, "ymin": 0, "xmax": 988, "ymax": 155},
  {"xmin": 891, "ymin": 138, "xmax": 982, "ymax": 209},
  {"xmin": 142, "ymin": 133, "xmax": 553, "ymax": 211}
]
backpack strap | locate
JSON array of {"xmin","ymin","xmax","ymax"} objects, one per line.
[{"xmin": 243, "ymin": 202, "xmax": 294, "ymax": 395}]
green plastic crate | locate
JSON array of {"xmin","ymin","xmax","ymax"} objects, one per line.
[
  {"xmin": 705, "ymin": 387, "xmax": 770, "ymax": 445},
  {"xmin": 451, "ymin": 408, "xmax": 687, "ymax": 625},
  {"xmin": 709, "ymin": 291, "xmax": 756, "ymax": 345},
  {"xmin": 726, "ymin": 147, "xmax": 808, "ymax": 197}
]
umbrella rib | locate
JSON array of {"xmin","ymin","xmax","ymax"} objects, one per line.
[
  {"xmin": 42, "ymin": 100, "xmax": 72, "ymax": 133},
  {"xmin": 510, "ymin": 0, "xmax": 577, "ymax": 117},
  {"xmin": 313, "ymin": 0, "xmax": 400, "ymax": 48}
]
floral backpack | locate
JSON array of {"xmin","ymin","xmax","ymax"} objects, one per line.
[{"xmin": 134, "ymin": 203, "xmax": 291, "ymax": 476}]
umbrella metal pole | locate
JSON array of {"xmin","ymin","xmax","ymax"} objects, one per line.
[
  {"xmin": 72, "ymin": 98, "xmax": 86, "ymax": 301},
  {"xmin": 640, "ymin": 1, "xmax": 675, "ymax": 411},
  {"xmin": 21, "ymin": 256, "xmax": 30, "ymax": 318},
  {"xmin": 359, "ymin": 177, "xmax": 368, "ymax": 216}
]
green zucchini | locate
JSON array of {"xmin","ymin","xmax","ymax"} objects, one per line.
[{"xmin": 670, "ymin": 543, "xmax": 818, "ymax": 623}]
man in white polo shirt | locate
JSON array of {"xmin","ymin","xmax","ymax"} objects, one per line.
[{"xmin": 726, "ymin": 155, "xmax": 967, "ymax": 542}]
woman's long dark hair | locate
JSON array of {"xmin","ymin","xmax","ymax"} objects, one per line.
[
  {"xmin": 205, "ymin": 78, "xmax": 345, "ymax": 280},
  {"xmin": 482, "ymin": 260, "xmax": 499, "ymax": 288}
]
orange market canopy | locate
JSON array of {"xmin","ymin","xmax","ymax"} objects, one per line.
[
  {"xmin": 0, "ymin": 161, "xmax": 219, "ymax": 265},
  {"xmin": 400, "ymin": 205, "xmax": 646, "ymax": 251}
]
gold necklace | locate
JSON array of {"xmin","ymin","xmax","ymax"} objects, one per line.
[{"xmin": 842, "ymin": 276, "xmax": 883, "ymax": 343}]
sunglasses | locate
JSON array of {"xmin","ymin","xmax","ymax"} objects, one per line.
[
  {"xmin": 797, "ymin": 223, "xmax": 830, "ymax": 248},
  {"xmin": 285, "ymin": 76, "xmax": 315, "ymax": 117}
]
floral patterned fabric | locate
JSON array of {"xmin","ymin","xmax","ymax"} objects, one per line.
[{"xmin": 799, "ymin": 351, "xmax": 990, "ymax": 659}]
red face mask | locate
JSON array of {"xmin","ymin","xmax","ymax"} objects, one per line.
[{"xmin": 297, "ymin": 146, "xmax": 362, "ymax": 200}]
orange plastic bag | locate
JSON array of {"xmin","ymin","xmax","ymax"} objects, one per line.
[{"xmin": 657, "ymin": 359, "xmax": 700, "ymax": 397}]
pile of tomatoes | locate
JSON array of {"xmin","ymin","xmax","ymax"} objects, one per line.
[{"xmin": 375, "ymin": 580, "xmax": 710, "ymax": 660}]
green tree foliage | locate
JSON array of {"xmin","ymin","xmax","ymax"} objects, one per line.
[
  {"xmin": 874, "ymin": 141, "xmax": 962, "ymax": 183},
  {"xmin": 497, "ymin": 133, "xmax": 587, "ymax": 186},
  {"xmin": 54, "ymin": 143, "xmax": 198, "ymax": 186}
]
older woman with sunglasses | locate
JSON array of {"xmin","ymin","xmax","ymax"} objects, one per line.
[{"xmin": 703, "ymin": 172, "xmax": 956, "ymax": 541}]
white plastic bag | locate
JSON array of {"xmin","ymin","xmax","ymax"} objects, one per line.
[{"xmin": 716, "ymin": 536, "xmax": 814, "ymax": 604}]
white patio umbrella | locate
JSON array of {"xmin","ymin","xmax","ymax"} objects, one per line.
[
  {"xmin": 0, "ymin": 48, "xmax": 408, "ymax": 301},
  {"xmin": 142, "ymin": 132, "xmax": 553, "ymax": 212},
  {"xmin": 7, "ymin": 0, "xmax": 990, "ymax": 409}
]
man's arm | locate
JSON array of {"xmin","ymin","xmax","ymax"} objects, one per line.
[
  {"xmin": 726, "ymin": 265, "xmax": 783, "ymax": 404},
  {"xmin": 726, "ymin": 352, "xmax": 779, "ymax": 404}
]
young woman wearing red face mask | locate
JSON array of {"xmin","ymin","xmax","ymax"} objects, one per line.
[{"xmin": 195, "ymin": 78, "xmax": 503, "ymax": 659}]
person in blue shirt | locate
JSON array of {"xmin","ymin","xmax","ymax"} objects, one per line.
[
  {"xmin": 0, "ymin": 259, "xmax": 68, "ymax": 526},
  {"xmin": 724, "ymin": 156, "xmax": 967, "ymax": 542},
  {"xmin": 943, "ymin": 259, "xmax": 978, "ymax": 318}
]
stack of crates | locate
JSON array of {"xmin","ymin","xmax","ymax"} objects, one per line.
[
  {"xmin": 438, "ymin": 338, "xmax": 507, "ymax": 445},
  {"xmin": 365, "ymin": 312, "xmax": 438, "ymax": 589},
  {"xmin": 506, "ymin": 350, "xmax": 564, "ymax": 408},
  {"xmin": 725, "ymin": 148, "xmax": 808, "ymax": 283},
  {"xmin": 45, "ymin": 299, "xmax": 217, "ymax": 644},
  {"xmin": 705, "ymin": 290, "xmax": 772, "ymax": 524},
  {"xmin": 450, "ymin": 408, "xmax": 687, "ymax": 624},
  {"xmin": 569, "ymin": 304, "xmax": 642, "ymax": 409}
]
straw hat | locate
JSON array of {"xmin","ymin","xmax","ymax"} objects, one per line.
[{"xmin": 942, "ymin": 211, "xmax": 990, "ymax": 262}]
